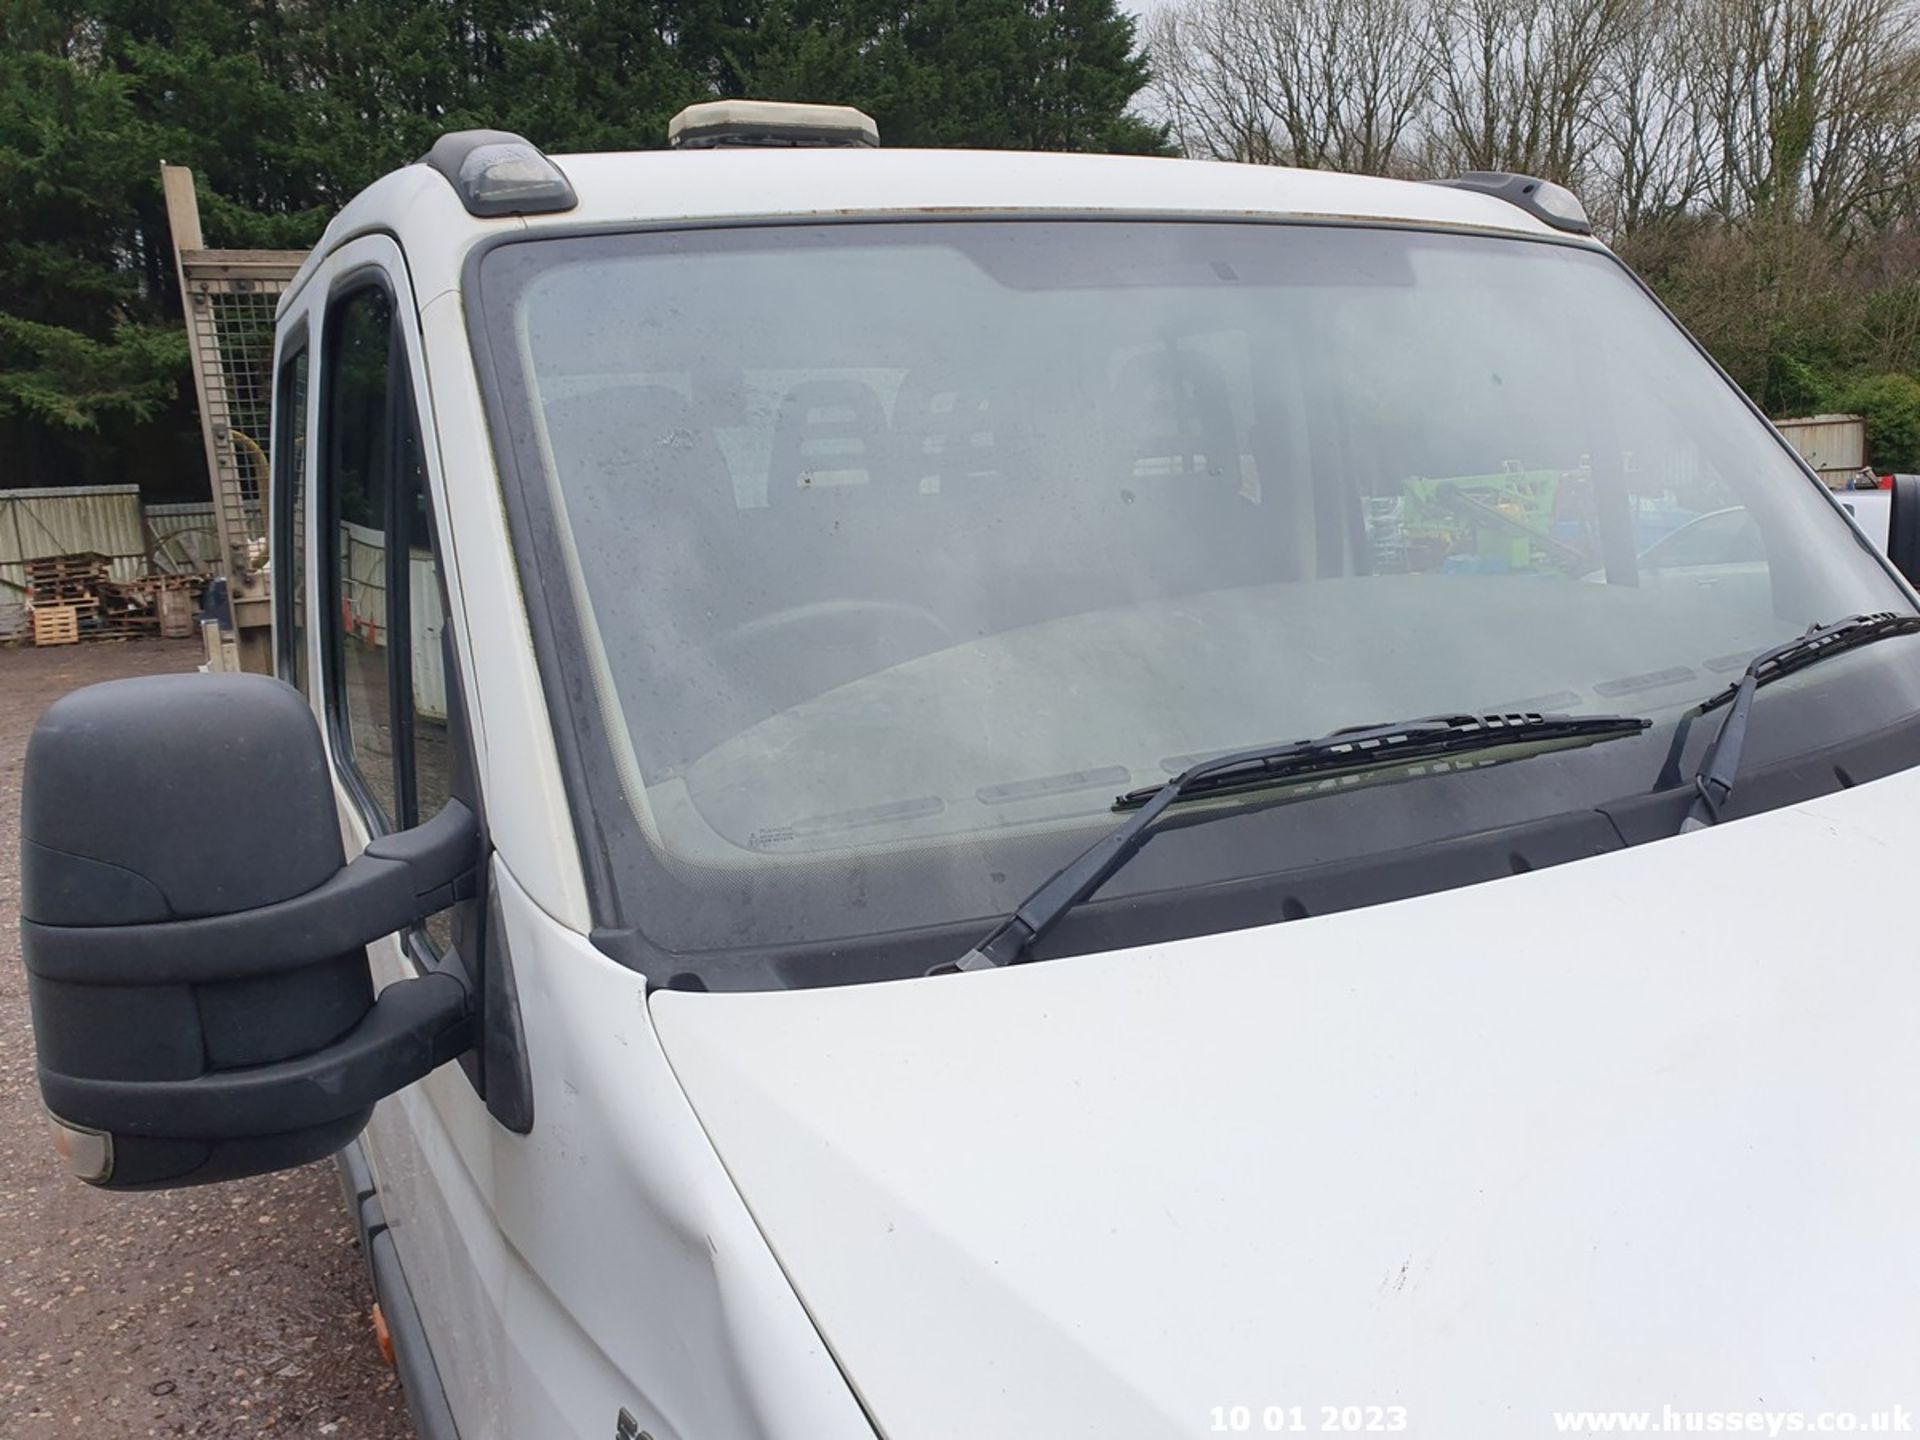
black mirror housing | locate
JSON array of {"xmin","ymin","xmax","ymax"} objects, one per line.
[
  {"xmin": 20, "ymin": 674, "xmax": 477, "ymax": 1189},
  {"xmin": 1886, "ymin": 474, "xmax": 1920, "ymax": 588}
]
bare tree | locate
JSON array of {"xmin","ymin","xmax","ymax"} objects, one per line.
[
  {"xmin": 1801, "ymin": 0, "xmax": 1920, "ymax": 232},
  {"xmin": 1585, "ymin": 0, "xmax": 1704, "ymax": 235},
  {"xmin": 1150, "ymin": 0, "xmax": 1295, "ymax": 164},
  {"xmin": 1682, "ymin": 0, "xmax": 1920, "ymax": 232},
  {"xmin": 1150, "ymin": 0, "xmax": 1437, "ymax": 174},
  {"xmin": 1422, "ymin": 0, "xmax": 1635, "ymax": 185},
  {"xmin": 1147, "ymin": 0, "xmax": 1920, "ymax": 249}
]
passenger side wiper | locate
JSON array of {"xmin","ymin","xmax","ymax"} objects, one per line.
[
  {"xmin": 1680, "ymin": 610, "xmax": 1920, "ymax": 832},
  {"xmin": 934, "ymin": 710, "xmax": 1650, "ymax": 974}
]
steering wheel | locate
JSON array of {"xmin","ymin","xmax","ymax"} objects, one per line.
[{"xmin": 715, "ymin": 599, "xmax": 956, "ymax": 663}]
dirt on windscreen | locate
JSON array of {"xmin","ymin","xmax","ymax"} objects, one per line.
[{"xmin": 0, "ymin": 639, "xmax": 415, "ymax": 1439}]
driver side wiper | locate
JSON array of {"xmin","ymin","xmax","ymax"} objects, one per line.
[
  {"xmin": 934, "ymin": 710, "xmax": 1651, "ymax": 974},
  {"xmin": 1680, "ymin": 610, "xmax": 1920, "ymax": 832}
]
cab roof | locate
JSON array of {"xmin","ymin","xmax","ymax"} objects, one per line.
[{"xmin": 283, "ymin": 146, "xmax": 1587, "ymax": 313}]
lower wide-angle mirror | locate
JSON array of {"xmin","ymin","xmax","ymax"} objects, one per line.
[{"xmin": 19, "ymin": 673, "xmax": 478, "ymax": 1189}]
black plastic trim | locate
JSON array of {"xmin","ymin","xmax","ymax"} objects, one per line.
[
  {"xmin": 674, "ymin": 124, "xmax": 879, "ymax": 150},
  {"xmin": 23, "ymin": 800, "xmax": 480, "ymax": 983},
  {"xmin": 478, "ymin": 887, "xmax": 535, "ymax": 1133},
  {"xmin": 270, "ymin": 319, "xmax": 310, "ymax": 687},
  {"xmin": 421, "ymin": 129, "xmax": 577, "ymax": 218},
  {"xmin": 1888, "ymin": 475, "xmax": 1920, "ymax": 586},
  {"xmin": 387, "ymin": 316, "xmax": 420, "ymax": 831},
  {"xmin": 319, "ymin": 269, "xmax": 405, "ymax": 834},
  {"xmin": 335, "ymin": 1140, "xmax": 463, "ymax": 1440},
  {"xmin": 42, "ymin": 970, "xmax": 472, "ymax": 1137},
  {"xmin": 336, "ymin": 1132, "xmax": 376, "ymax": 1214},
  {"xmin": 598, "ymin": 704, "xmax": 1920, "ymax": 989},
  {"xmin": 1437, "ymin": 171, "xmax": 1593, "ymax": 235}
]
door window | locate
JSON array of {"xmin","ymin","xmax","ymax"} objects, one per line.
[
  {"xmin": 323, "ymin": 285, "xmax": 401, "ymax": 823},
  {"xmin": 318, "ymin": 279, "xmax": 452, "ymax": 851},
  {"xmin": 1641, "ymin": 507, "xmax": 1764, "ymax": 569},
  {"xmin": 314, "ymin": 273, "xmax": 492, "ymax": 995}
]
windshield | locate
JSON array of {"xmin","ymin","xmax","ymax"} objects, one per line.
[{"xmin": 475, "ymin": 219, "xmax": 1916, "ymax": 979}]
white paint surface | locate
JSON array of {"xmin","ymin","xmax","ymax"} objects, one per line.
[
  {"xmin": 282, "ymin": 146, "xmax": 1579, "ymax": 316},
  {"xmin": 655, "ymin": 770, "xmax": 1920, "ymax": 1438}
]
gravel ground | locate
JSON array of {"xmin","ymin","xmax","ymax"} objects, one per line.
[{"xmin": 0, "ymin": 639, "xmax": 414, "ymax": 1439}]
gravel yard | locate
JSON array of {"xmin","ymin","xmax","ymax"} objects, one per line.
[{"xmin": 0, "ymin": 639, "xmax": 413, "ymax": 1439}]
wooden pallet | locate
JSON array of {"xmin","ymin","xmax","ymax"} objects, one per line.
[
  {"xmin": 28, "ymin": 583, "xmax": 100, "ymax": 605},
  {"xmin": 26, "ymin": 556, "xmax": 111, "ymax": 627},
  {"xmin": 97, "ymin": 574, "xmax": 207, "ymax": 605},
  {"xmin": 24, "ymin": 553, "xmax": 109, "ymax": 583},
  {"xmin": 32, "ymin": 604, "xmax": 79, "ymax": 647},
  {"xmin": 20, "ymin": 551, "xmax": 207, "ymax": 644},
  {"xmin": 83, "ymin": 619, "xmax": 163, "ymax": 641},
  {"xmin": 148, "ymin": 572, "xmax": 207, "ymax": 592}
]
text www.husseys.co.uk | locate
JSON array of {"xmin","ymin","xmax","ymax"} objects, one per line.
[{"xmin": 1551, "ymin": 1405, "xmax": 1913, "ymax": 1435}]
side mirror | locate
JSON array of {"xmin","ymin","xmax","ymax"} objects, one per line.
[
  {"xmin": 20, "ymin": 674, "xmax": 478, "ymax": 1189},
  {"xmin": 1887, "ymin": 474, "xmax": 1920, "ymax": 587}
]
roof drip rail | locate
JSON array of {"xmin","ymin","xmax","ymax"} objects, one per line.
[{"xmin": 1435, "ymin": 171, "xmax": 1592, "ymax": 235}]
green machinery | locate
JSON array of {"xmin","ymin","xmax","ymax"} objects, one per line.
[{"xmin": 1384, "ymin": 467, "xmax": 1596, "ymax": 576}]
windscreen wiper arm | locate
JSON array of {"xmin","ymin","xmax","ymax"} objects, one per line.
[
  {"xmin": 934, "ymin": 710, "xmax": 1651, "ymax": 975},
  {"xmin": 1681, "ymin": 610, "xmax": 1920, "ymax": 832}
]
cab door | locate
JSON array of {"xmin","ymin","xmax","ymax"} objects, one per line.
[{"xmin": 272, "ymin": 233, "xmax": 510, "ymax": 1430}]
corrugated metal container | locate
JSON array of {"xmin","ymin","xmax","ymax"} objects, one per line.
[
  {"xmin": 1775, "ymin": 414, "xmax": 1867, "ymax": 485},
  {"xmin": 335, "ymin": 520, "xmax": 446, "ymax": 720},
  {"xmin": 409, "ymin": 552, "xmax": 447, "ymax": 723},
  {"xmin": 0, "ymin": 485, "xmax": 150, "ymax": 640}
]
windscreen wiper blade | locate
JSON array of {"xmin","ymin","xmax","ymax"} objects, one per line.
[
  {"xmin": 1114, "ymin": 711, "xmax": 1649, "ymax": 809},
  {"xmin": 935, "ymin": 710, "xmax": 1650, "ymax": 975},
  {"xmin": 1681, "ymin": 610, "xmax": 1920, "ymax": 832}
]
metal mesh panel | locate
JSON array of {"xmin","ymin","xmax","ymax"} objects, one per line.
[
  {"xmin": 183, "ymin": 269, "xmax": 289, "ymax": 557},
  {"xmin": 162, "ymin": 164, "xmax": 307, "ymax": 670}
]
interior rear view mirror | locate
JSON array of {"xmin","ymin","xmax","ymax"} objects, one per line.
[{"xmin": 19, "ymin": 674, "xmax": 479, "ymax": 1189}]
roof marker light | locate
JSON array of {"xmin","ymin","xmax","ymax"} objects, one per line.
[
  {"xmin": 669, "ymin": 100, "xmax": 880, "ymax": 151},
  {"xmin": 1437, "ymin": 171, "xmax": 1593, "ymax": 236},
  {"xmin": 422, "ymin": 130, "xmax": 578, "ymax": 218}
]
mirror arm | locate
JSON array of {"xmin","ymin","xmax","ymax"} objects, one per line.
[
  {"xmin": 22, "ymin": 800, "xmax": 484, "ymax": 985},
  {"xmin": 362, "ymin": 798, "xmax": 485, "ymax": 918},
  {"xmin": 42, "ymin": 970, "xmax": 474, "ymax": 1139}
]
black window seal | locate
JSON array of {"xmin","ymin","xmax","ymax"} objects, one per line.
[
  {"xmin": 319, "ymin": 268, "xmax": 405, "ymax": 838},
  {"xmin": 317, "ymin": 269, "xmax": 477, "ymax": 984},
  {"xmin": 386, "ymin": 317, "xmax": 420, "ymax": 833},
  {"xmin": 399, "ymin": 490, "xmax": 473, "ymax": 977},
  {"xmin": 270, "ymin": 318, "xmax": 310, "ymax": 686},
  {"xmin": 456, "ymin": 211, "xmax": 1920, "ymax": 974}
]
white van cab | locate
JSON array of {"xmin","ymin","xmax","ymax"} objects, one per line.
[{"xmin": 20, "ymin": 103, "xmax": 1920, "ymax": 1440}]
